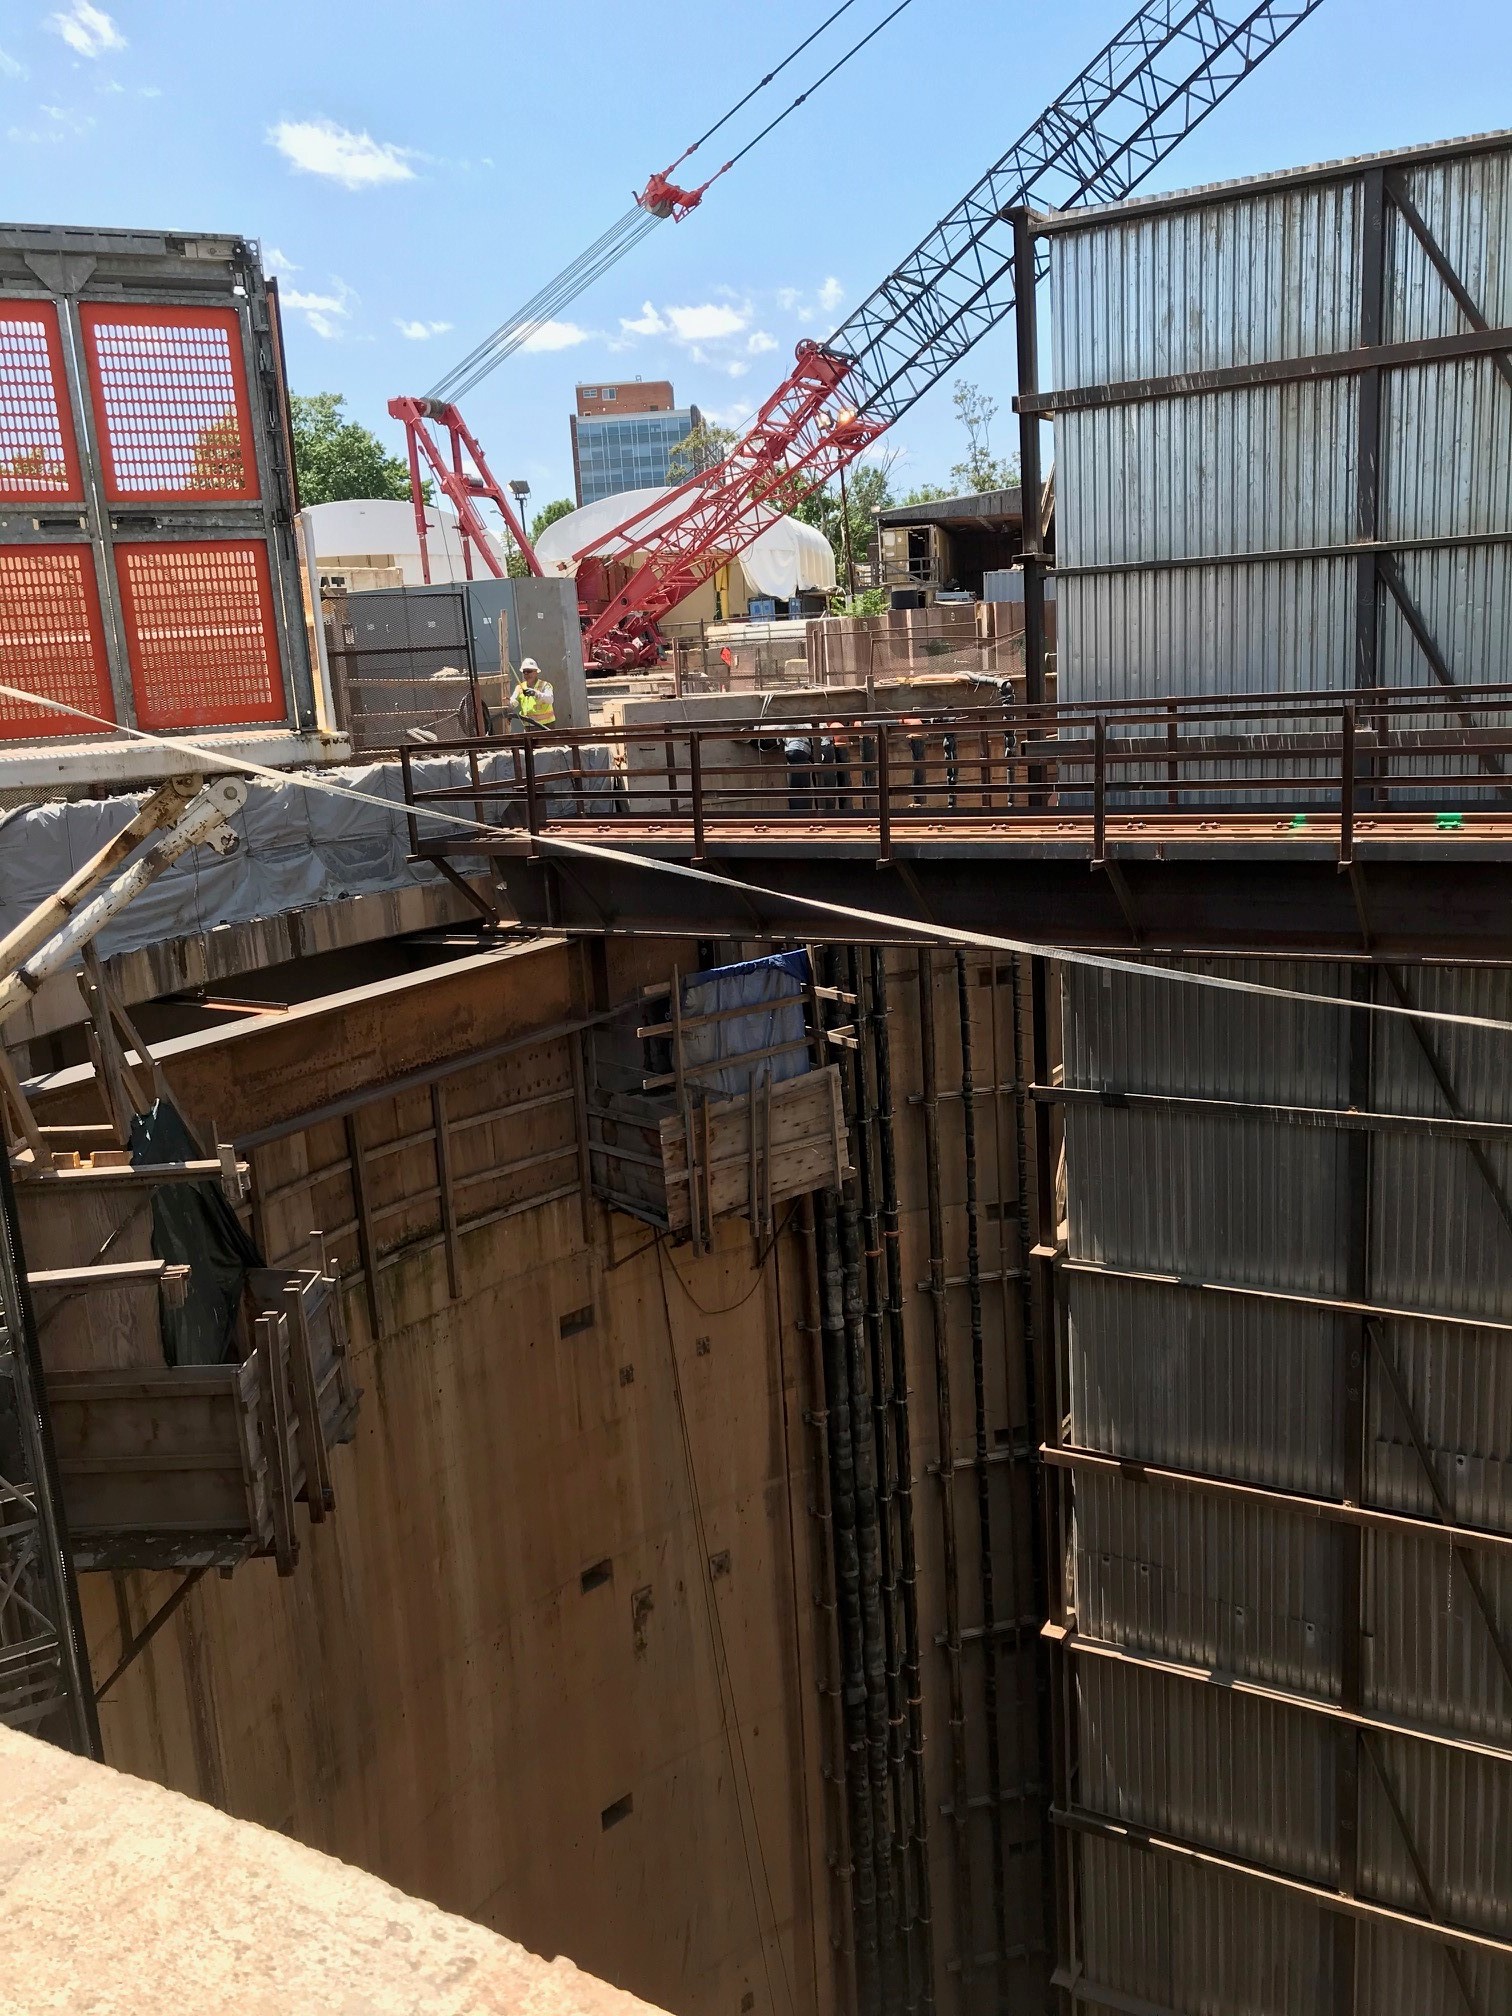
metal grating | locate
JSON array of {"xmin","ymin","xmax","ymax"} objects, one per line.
[
  {"xmin": 115, "ymin": 540, "xmax": 283, "ymax": 727},
  {"xmin": 0, "ymin": 300, "xmax": 81, "ymax": 502},
  {"xmin": 0, "ymin": 545, "xmax": 114, "ymax": 738},
  {"xmin": 81, "ymin": 304, "xmax": 259, "ymax": 503}
]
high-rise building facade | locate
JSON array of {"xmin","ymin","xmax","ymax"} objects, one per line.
[{"xmin": 570, "ymin": 381, "xmax": 702, "ymax": 507}]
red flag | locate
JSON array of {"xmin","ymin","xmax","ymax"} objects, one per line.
[{"xmin": 719, "ymin": 646, "xmax": 734, "ymax": 666}]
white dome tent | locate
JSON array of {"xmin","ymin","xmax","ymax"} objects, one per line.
[{"xmin": 533, "ymin": 486, "xmax": 835, "ymax": 621}]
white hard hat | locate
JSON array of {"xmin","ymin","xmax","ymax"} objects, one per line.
[{"xmin": 520, "ymin": 657, "xmax": 541, "ymax": 676}]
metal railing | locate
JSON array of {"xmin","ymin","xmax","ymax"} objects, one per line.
[{"xmin": 399, "ymin": 681, "xmax": 1512, "ymax": 867}]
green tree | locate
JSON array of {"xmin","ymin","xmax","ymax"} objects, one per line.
[
  {"xmin": 902, "ymin": 481, "xmax": 952, "ymax": 505},
  {"xmin": 665, "ymin": 419, "xmax": 737, "ymax": 483},
  {"xmin": 794, "ymin": 456, "xmax": 896, "ymax": 592},
  {"xmin": 948, "ymin": 378, "xmax": 1017, "ymax": 494},
  {"xmin": 0, "ymin": 445, "xmax": 68, "ymax": 487},
  {"xmin": 507, "ymin": 496, "xmax": 577, "ymax": 578},
  {"xmin": 188, "ymin": 408, "xmax": 247, "ymax": 492},
  {"xmin": 289, "ymin": 392, "xmax": 417, "ymax": 506}
]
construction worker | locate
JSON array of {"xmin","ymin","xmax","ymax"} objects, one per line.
[{"xmin": 510, "ymin": 658, "xmax": 556, "ymax": 731}]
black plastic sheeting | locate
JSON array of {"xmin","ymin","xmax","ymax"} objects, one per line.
[{"xmin": 128, "ymin": 1100, "xmax": 263, "ymax": 1367}]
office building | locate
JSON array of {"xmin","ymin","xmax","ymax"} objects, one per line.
[{"xmin": 570, "ymin": 380, "xmax": 701, "ymax": 507}]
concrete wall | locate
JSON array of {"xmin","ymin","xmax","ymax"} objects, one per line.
[
  {"xmin": 67, "ymin": 939, "xmax": 832, "ymax": 2016},
  {"xmin": 40, "ymin": 936, "xmax": 1051, "ymax": 2016}
]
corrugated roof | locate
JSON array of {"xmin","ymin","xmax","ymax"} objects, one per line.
[{"xmin": 876, "ymin": 487, "xmax": 1023, "ymax": 529}]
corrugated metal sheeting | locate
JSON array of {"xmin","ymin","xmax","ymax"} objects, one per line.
[
  {"xmin": 1052, "ymin": 955, "xmax": 1512, "ymax": 2011},
  {"xmin": 1047, "ymin": 134, "xmax": 1512, "ymax": 710}
]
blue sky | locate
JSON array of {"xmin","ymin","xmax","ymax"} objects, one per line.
[{"xmin": 5, "ymin": 0, "xmax": 1511, "ymax": 510}]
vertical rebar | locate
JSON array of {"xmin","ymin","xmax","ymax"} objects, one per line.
[
  {"xmin": 956, "ymin": 952, "xmax": 1010, "ymax": 2010},
  {"xmin": 870, "ymin": 946, "xmax": 936, "ymax": 2015},
  {"xmin": 1008, "ymin": 953, "xmax": 1056, "ymax": 1967},
  {"xmin": 815, "ymin": 1182, "xmax": 881, "ymax": 2016},
  {"xmin": 797, "ymin": 1196, "xmax": 859, "ymax": 2016},
  {"xmin": 825, "ymin": 948, "xmax": 901, "ymax": 2015},
  {"xmin": 917, "ymin": 947, "xmax": 975, "ymax": 1998},
  {"xmin": 848, "ymin": 947, "xmax": 912, "ymax": 2008}
]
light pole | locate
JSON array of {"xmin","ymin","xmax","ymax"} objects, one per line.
[
  {"xmin": 837, "ymin": 460, "xmax": 856, "ymax": 602},
  {"xmin": 508, "ymin": 478, "xmax": 532, "ymax": 564}
]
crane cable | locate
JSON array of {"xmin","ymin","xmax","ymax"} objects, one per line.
[
  {"xmin": 661, "ymin": 0, "xmax": 864, "ymax": 176},
  {"xmin": 708, "ymin": 0, "xmax": 915, "ymax": 182},
  {"xmin": 427, "ymin": 0, "xmax": 916, "ymax": 406}
]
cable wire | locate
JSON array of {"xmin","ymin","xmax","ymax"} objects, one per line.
[
  {"xmin": 654, "ymin": 1234, "xmax": 797, "ymax": 2016},
  {"xmin": 4, "ymin": 683, "xmax": 1510, "ymax": 1042},
  {"xmin": 429, "ymin": 204, "xmax": 662, "ymax": 403},
  {"xmin": 426, "ymin": 0, "xmax": 917, "ymax": 404},
  {"xmin": 719, "ymin": 0, "xmax": 916, "ymax": 177},
  {"xmin": 666, "ymin": 0, "xmax": 864, "ymax": 172}
]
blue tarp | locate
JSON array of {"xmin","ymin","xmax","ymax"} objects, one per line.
[{"xmin": 678, "ymin": 948, "xmax": 812, "ymax": 1101}]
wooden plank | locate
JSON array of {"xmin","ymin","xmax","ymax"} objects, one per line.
[
  {"xmin": 661, "ymin": 1067, "xmax": 850, "ymax": 1233},
  {"xmin": 257, "ymin": 1313, "xmax": 299, "ymax": 1576},
  {"xmin": 432, "ymin": 1081, "xmax": 461, "ymax": 1301},
  {"xmin": 28, "ymin": 1259, "xmax": 172, "ymax": 1290},
  {"xmin": 0, "ymin": 1038, "xmax": 48, "ymax": 1158},
  {"xmin": 344, "ymin": 1112, "xmax": 383, "ymax": 1343},
  {"xmin": 569, "ymin": 1037, "xmax": 593, "ymax": 1247},
  {"xmin": 236, "ymin": 1345, "xmax": 271, "ymax": 1544},
  {"xmin": 14, "ymin": 1159, "xmax": 246, "ymax": 1187},
  {"xmin": 19, "ymin": 1180, "xmax": 162, "ymax": 1373},
  {"xmin": 46, "ymin": 1360, "xmax": 259, "ymax": 1547},
  {"xmin": 285, "ymin": 1279, "xmax": 332, "ymax": 1519}
]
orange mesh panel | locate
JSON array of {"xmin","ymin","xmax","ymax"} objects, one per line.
[
  {"xmin": 0, "ymin": 545, "xmax": 114, "ymax": 739},
  {"xmin": 116, "ymin": 541, "xmax": 285, "ymax": 728},
  {"xmin": 81, "ymin": 304, "xmax": 260, "ymax": 503},
  {"xmin": 0, "ymin": 301, "xmax": 82, "ymax": 503}
]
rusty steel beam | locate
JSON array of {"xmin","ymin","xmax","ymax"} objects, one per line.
[
  {"xmin": 1047, "ymin": 1625, "xmax": 1512, "ymax": 1770},
  {"xmin": 1043, "ymin": 1443, "xmax": 1512, "ymax": 1563},
  {"xmin": 489, "ymin": 851, "xmax": 1512, "ymax": 963},
  {"xmin": 1052, "ymin": 1807, "xmax": 1512, "ymax": 1965},
  {"xmin": 1012, "ymin": 320, "xmax": 1512, "ymax": 417}
]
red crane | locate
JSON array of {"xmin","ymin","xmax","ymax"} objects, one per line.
[
  {"xmin": 393, "ymin": 0, "xmax": 1327, "ymax": 670},
  {"xmin": 389, "ymin": 0, "xmax": 903, "ymax": 598}
]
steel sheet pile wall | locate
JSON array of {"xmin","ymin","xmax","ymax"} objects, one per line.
[
  {"xmin": 1042, "ymin": 957, "xmax": 1512, "ymax": 2011},
  {"xmin": 1044, "ymin": 134, "xmax": 1512, "ymax": 728}
]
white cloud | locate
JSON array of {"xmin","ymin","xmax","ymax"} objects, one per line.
[
  {"xmin": 49, "ymin": 2, "xmax": 124, "ymax": 57},
  {"xmin": 281, "ymin": 281, "xmax": 355, "ymax": 340},
  {"xmin": 746, "ymin": 329, "xmax": 777, "ymax": 356},
  {"xmin": 268, "ymin": 118, "xmax": 414, "ymax": 190},
  {"xmin": 665, "ymin": 301, "xmax": 748, "ymax": 343},
  {"xmin": 396, "ymin": 317, "xmax": 453, "ymax": 340},
  {"xmin": 619, "ymin": 300, "xmax": 666, "ymax": 338},
  {"xmin": 701, "ymin": 399, "xmax": 755, "ymax": 430},
  {"xmin": 724, "ymin": 360, "xmax": 749, "ymax": 378},
  {"xmin": 0, "ymin": 46, "xmax": 30, "ymax": 78},
  {"xmin": 263, "ymin": 246, "xmax": 298, "ymax": 277},
  {"xmin": 776, "ymin": 276, "xmax": 848, "ymax": 327},
  {"xmin": 519, "ymin": 318, "xmax": 588, "ymax": 353},
  {"xmin": 10, "ymin": 101, "xmax": 92, "ymax": 141}
]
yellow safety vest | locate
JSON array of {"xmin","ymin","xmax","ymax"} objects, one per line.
[{"xmin": 513, "ymin": 677, "xmax": 555, "ymax": 727}]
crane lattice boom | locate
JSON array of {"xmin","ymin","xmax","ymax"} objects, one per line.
[{"xmin": 583, "ymin": 0, "xmax": 1325, "ymax": 667}]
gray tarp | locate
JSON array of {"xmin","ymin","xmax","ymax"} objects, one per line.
[{"xmin": 0, "ymin": 748, "xmax": 615, "ymax": 964}]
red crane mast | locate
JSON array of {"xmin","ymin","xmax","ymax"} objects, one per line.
[{"xmin": 393, "ymin": 1, "xmax": 1327, "ymax": 670}]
